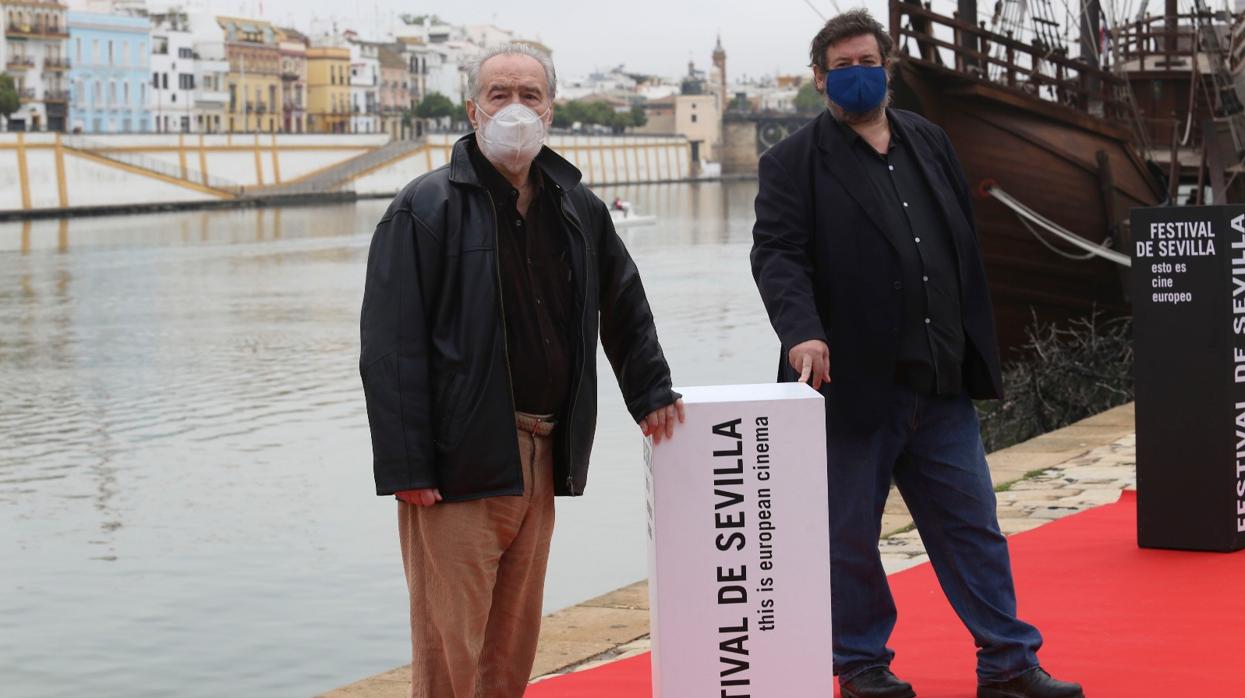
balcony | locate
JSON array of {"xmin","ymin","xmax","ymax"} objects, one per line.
[
  {"xmin": 6, "ymin": 56, "xmax": 34, "ymax": 70},
  {"xmin": 43, "ymin": 57, "xmax": 70, "ymax": 71},
  {"xmin": 5, "ymin": 23, "xmax": 70, "ymax": 40},
  {"xmin": 195, "ymin": 90, "xmax": 230, "ymax": 106},
  {"xmin": 19, "ymin": 87, "xmax": 36, "ymax": 102},
  {"xmin": 44, "ymin": 89, "xmax": 69, "ymax": 103},
  {"xmin": 281, "ymin": 68, "xmax": 301, "ymax": 81}
]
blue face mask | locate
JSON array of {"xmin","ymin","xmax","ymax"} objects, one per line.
[{"xmin": 823, "ymin": 65, "xmax": 887, "ymax": 114}]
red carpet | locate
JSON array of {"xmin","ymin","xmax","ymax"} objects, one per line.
[{"xmin": 527, "ymin": 491, "xmax": 1245, "ymax": 697}]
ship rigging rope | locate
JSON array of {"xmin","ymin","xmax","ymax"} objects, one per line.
[
  {"xmin": 1017, "ymin": 215, "xmax": 1101, "ymax": 260},
  {"xmin": 985, "ymin": 185, "xmax": 1133, "ymax": 267}
]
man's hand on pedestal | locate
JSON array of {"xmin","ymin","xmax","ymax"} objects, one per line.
[
  {"xmin": 640, "ymin": 399, "xmax": 686, "ymax": 445},
  {"xmin": 789, "ymin": 339, "xmax": 831, "ymax": 390}
]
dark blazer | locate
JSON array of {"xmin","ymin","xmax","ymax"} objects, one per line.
[
  {"xmin": 750, "ymin": 108, "xmax": 1003, "ymax": 432},
  {"xmin": 360, "ymin": 134, "xmax": 677, "ymax": 501}
]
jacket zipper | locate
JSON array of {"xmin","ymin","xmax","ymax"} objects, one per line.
[
  {"xmin": 483, "ymin": 189, "xmax": 523, "ymax": 492},
  {"xmin": 559, "ymin": 190, "xmax": 590, "ymax": 495}
]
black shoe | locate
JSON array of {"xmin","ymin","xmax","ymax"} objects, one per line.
[
  {"xmin": 841, "ymin": 667, "xmax": 917, "ymax": 698},
  {"xmin": 977, "ymin": 667, "xmax": 1084, "ymax": 698}
]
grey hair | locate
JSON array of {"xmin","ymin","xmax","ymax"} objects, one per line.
[{"xmin": 465, "ymin": 43, "xmax": 558, "ymax": 102}]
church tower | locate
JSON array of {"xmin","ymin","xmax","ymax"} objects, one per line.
[{"xmin": 712, "ymin": 34, "xmax": 727, "ymax": 112}]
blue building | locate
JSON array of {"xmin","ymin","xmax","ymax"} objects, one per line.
[{"xmin": 67, "ymin": 11, "xmax": 151, "ymax": 133}]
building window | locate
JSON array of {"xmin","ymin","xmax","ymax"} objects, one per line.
[
  {"xmin": 179, "ymin": 74, "xmax": 194, "ymax": 90},
  {"xmin": 162, "ymin": 74, "xmax": 168, "ymax": 90},
  {"xmin": 123, "ymin": 82, "xmax": 129, "ymax": 106},
  {"xmin": 93, "ymin": 81, "xmax": 101, "ymax": 107},
  {"xmin": 75, "ymin": 37, "xmax": 81, "ymax": 63},
  {"xmin": 121, "ymin": 41, "xmax": 128, "ymax": 66},
  {"xmin": 92, "ymin": 39, "xmax": 99, "ymax": 65},
  {"xmin": 152, "ymin": 72, "xmax": 158, "ymax": 88},
  {"xmin": 178, "ymin": 47, "xmax": 192, "ymax": 59},
  {"xmin": 108, "ymin": 40, "xmax": 114, "ymax": 66},
  {"xmin": 108, "ymin": 81, "xmax": 116, "ymax": 107},
  {"xmin": 691, "ymin": 114, "xmax": 698, "ymax": 123}
]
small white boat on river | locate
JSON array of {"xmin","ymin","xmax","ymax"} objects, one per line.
[{"xmin": 608, "ymin": 199, "xmax": 656, "ymax": 228}]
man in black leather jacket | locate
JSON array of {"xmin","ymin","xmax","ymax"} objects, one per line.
[{"xmin": 359, "ymin": 43, "xmax": 683, "ymax": 698}]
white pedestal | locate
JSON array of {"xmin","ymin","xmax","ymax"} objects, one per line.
[{"xmin": 644, "ymin": 383, "xmax": 833, "ymax": 697}]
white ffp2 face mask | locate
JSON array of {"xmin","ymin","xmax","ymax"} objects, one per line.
[{"xmin": 476, "ymin": 103, "xmax": 549, "ymax": 171}]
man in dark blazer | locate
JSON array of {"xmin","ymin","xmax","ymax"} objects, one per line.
[{"xmin": 750, "ymin": 10, "xmax": 1082, "ymax": 698}]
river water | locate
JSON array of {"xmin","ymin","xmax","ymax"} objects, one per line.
[{"xmin": 0, "ymin": 180, "xmax": 782, "ymax": 697}]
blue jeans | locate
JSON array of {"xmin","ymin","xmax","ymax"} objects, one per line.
[{"xmin": 830, "ymin": 387, "xmax": 1042, "ymax": 683}]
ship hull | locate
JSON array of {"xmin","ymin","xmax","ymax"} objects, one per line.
[{"xmin": 892, "ymin": 60, "xmax": 1165, "ymax": 353}]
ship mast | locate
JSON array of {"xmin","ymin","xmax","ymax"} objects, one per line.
[{"xmin": 959, "ymin": 0, "xmax": 979, "ymax": 68}]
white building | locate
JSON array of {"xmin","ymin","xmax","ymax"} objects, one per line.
[
  {"xmin": 346, "ymin": 33, "xmax": 379, "ymax": 133},
  {"xmin": 1, "ymin": 0, "xmax": 70, "ymax": 132},
  {"xmin": 147, "ymin": 7, "xmax": 228, "ymax": 133},
  {"xmin": 395, "ymin": 19, "xmax": 478, "ymax": 105},
  {"xmin": 460, "ymin": 23, "xmax": 513, "ymax": 50}
]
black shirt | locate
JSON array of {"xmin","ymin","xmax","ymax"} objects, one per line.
[
  {"xmin": 469, "ymin": 143, "xmax": 574, "ymax": 416},
  {"xmin": 840, "ymin": 117, "xmax": 965, "ymax": 396}
]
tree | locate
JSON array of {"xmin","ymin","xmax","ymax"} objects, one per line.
[
  {"xmin": 0, "ymin": 74, "xmax": 20, "ymax": 128},
  {"xmin": 415, "ymin": 92, "xmax": 456, "ymax": 120},
  {"xmin": 628, "ymin": 104, "xmax": 647, "ymax": 128},
  {"xmin": 794, "ymin": 82, "xmax": 825, "ymax": 113}
]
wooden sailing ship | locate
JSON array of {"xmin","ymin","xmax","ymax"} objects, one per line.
[{"xmin": 886, "ymin": 0, "xmax": 1243, "ymax": 352}]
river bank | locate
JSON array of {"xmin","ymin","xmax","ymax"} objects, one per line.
[{"xmin": 0, "ymin": 132, "xmax": 697, "ymax": 221}]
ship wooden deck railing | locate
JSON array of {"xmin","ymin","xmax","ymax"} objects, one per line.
[
  {"xmin": 890, "ymin": 0, "xmax": 1132, "ymax": 122},
  {"xmin": 1112, "ymin": 13, "xmax": 1222, "ymax": 69}
]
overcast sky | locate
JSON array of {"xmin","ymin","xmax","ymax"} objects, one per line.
[{"xmin": 203, "ymin": 0, "xmax": 891, "ymax": 81}]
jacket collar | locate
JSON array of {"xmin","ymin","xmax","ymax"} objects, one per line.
[
  {"xmin": 449, "ymin": 132, "xmax": 583, "ymax": 192},
  {"xmin": 815, "ymin": 109, "xmax": 898, "ymax": 248},
  {"xmin": 814, "ymin": 108, "xmax": 968, "ymax": 256}
]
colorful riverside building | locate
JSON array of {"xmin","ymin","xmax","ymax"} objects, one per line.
[
  {"xmin": 305, "ymin": 43, "xmax": 348, "ymax": 134},
  {"xmin": 148, "ymin": 7, "xmax": 229, "ymax": 134},
  {"xmin": 1, "ymin": 0, "xmax": 69, "ymax": 132},
  {"xmin": 217, "ymin": 15, "xmax": 279, "ymax": 133},
  {"xmin": 275, "ymin": 26, "xmax": 307, "ymax": 134},
  {"xmin": 66, "ymin": 9, "xmax": 150, "ymax": 133}
]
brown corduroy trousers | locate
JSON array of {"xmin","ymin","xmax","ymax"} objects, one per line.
[{"xmin": 398, "ymin": 419, "xmax": 556, "ymax": 698}]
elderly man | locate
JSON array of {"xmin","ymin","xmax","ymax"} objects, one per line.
[
  {"xmin": 359, "ymin": 43, "xmax": 684, "ymax": 698},
  {"xmin": 750, "ymin": 10, "xmax": 1082, "ymax": 698}
]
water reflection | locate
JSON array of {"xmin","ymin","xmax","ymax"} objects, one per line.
[{"xmin": 0, "ymin": 180, "xmax": 777, "ymax": 698}]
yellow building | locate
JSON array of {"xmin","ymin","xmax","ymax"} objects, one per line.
[
  {"xmin": 305, "ymin": 45, "xmax": 348, "ymax": 134},
  {"xmin": 216, "ymin": 16, "xmax": 280, "ymax": 133}
]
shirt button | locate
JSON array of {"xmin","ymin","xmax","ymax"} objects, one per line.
[
  {"xmin": 516, "ymin": 219, "xmax": 523, "ymax": 227},
  {"xmin": 924, "ymin": 317, "xmax": 931, "ymax": 324},
  {"xmin": 923, "ymin": 275, "xmax": 929, "ymax": 282},
  {"xmin": 892, "ymin": 281, "xmax": 902, "ymax": 290},
  {"xmin": 903, "ymin": 202, "xmax": 909, "ymax": 207},
  {"xmin": 914, "ymin": 237, "xmax": 921, "ymax": 243},
  {"xmin": 889, "ymin": 165, "xmax": 895, "ymax": 171}
]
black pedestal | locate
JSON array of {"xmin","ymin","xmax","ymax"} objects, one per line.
[{"xmin": 1132, "ymin": 205, "xmax": 1245, "ymax": 552}]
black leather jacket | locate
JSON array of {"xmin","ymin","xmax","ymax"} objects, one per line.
[{"xmin": 360, "ymin": 134, "xmax": 677, "ymax": 501}]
